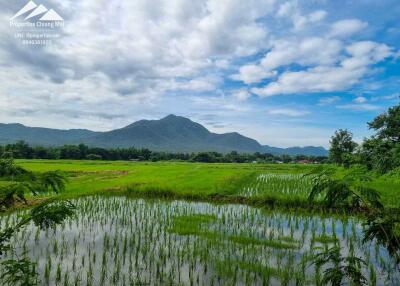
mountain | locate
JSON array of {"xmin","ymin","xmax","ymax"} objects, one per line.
[
  {"xmin": 0, "ymin": 115, "xmax": 328, "ymax": 156},
  {"xmin": 85, "ymin": 115, "xmax": 263, "ymax": 153},
  {"xmin": 0, "ymin": 123, "xmax": 98, "ymax": 146},
  {"xmin": 263, "ymin": 145, "xmax": 328, "ymax": 157}
]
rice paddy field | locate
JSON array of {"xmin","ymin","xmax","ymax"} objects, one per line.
[
  {"xmin": 13, "ymin": 160, "xmax": 400, "ymax": 208},
  {"xmin": 2, "ymin": 196, "xmax": 399, "ymax": 285},
  {"xmin": 1, "ymin": 160, "xmax": 400, "ymax": 285},
  {"xmin": 239, "ymin": 173, "xmax": 314, "ymax": 200}
]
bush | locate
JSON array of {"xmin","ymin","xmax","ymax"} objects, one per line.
[{"xmin": 86, "ymin": 154, "xmax": 102, "ymax": 160}]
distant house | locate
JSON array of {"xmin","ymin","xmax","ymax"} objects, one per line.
[{"xmin": 298, "ymin": 160, "xmax": 311, "ymax": 164}]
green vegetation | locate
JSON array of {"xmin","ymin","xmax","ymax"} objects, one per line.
[
  {"xmin": 3, "ymin": 159, "xmax": 396, "ymax": 209},
  {"xmin": 240, "ymin": 173, "xmax": 313, "ymax": 200},
  {"xmin": 1, "ymin": 196, "xmax": 399, "ymax": 285},
  {"xmin": 330, "ymin": 102, "xmax": 400, "ymax": 174},
  {"xmin": 0, "ymin": 157, "xmax": 75, "ymax": 285},
  {"xmin": 329, "ymin": 129, "xmax": 357, "ymax": 167},
  {"xmin": 306, "ymin": 166, "xmax": 400, "ymax": 284},
  {"xmin": 0, "ymin": 158, "xmax": 398, "ymax": 285},
  {"xmin": 1, "ymin": 140, "xmax": 327, "ymax": 163}
]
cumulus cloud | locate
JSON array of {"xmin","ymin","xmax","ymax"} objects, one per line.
[
  {"xmin": 252, "ymin": 66, "xmax": 362, "ymax": 96},
  {"xmin": 2, "ymin": 0, "xmax": 276, "ymax": 89},
  {"xmin": 276, "ymin": 1, "xmax": 326, "ymax": 30},
  {"xmin": 330, "ymin": 19, "xmax": 368, "ymax": 38},
  {"xmin": 231, "ymin": 64, "xmax": 276, "ymax": 84},
  {"xmin": 229, "ymin": 3, "xmax": 394, "ymax": 98},
  {"xmin": 0, "ymin": 0, "xmax": 276, "ymax": 128},
  {"xmin": 260, "ymin": 37, "xmax": 342, "ymax": 71},
  {"xmin": 231, "ymin": 89, "xmax": 251, "ymax": 101},
  {"xmin": 251, "ymin": 41, "xmax": 393, "ymax": 97}
]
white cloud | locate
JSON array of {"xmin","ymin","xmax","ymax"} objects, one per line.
[
  {"xmin": 0, "ymin": 0, "xmax": 278, "ymax": 128},
  {"xmin": 276, "ymin": 1, "xmax": 326, "ymax": 30},
  {"xmin": 231, "ymin": 64, "xmax": 276, "ymax": 84},
  {"xmin": 214, "ymin": 59, "xmax": 230, "ymax": 69},
  {"xmin": 337, "ymin": 103, "xmax": 380, "ymax": 111},
  {"xmin": 345, "ymin": 41, "xmax": 392, "ymax": 62},
  {"xmin": 267, "ymin": 108, "xmax": 309, "ymax": 117},
  {"xmin": 233, "ymin": 36, "xmax": 344, "ymax": 85},
  {"xmin": 231, "ymin": 89, "xmax": 251, "ymax": 101},
  {"xmin": 190, "ymin": 94, "xmax": 252, "ymax": 113},
  {"xmin": 260, "ymin": 37, "xmax": 342, "ymax": 71},
  {"xmin": 252, "ymin": 41, "xmax": 393, "ymax": 97},
  {"xmin": 231, "ymin": 123, "xmax": 333, "ymax": 148},
  {"xmin": 2, "ymin": 0, "xmax": 277, "ymax": 97},
  {"xmin": 318, "ymin": 96, "xmax": 340, "ymax": 105},
  {"xmin": 353, "ymin": 96, "xmax": 367, "ymax": 103},
  {"xmin": 371, "ymin": 93, "xmax": 400, "ymax": 102},
  {"xmin": 330, "ymin": 19, "xmax": 368, "ymax": 38},
  {"xmin": 161, "ymin": 75, "xmax": 222, "ymax": 92},
  {"xmin": 308, "ymin": 10, "xmax": 327, "ymax": 23},
  {"xmin": 382, "ymin": 93, "xmax": 400, "ymax": 100},
  {"xmin": 252, "ymin": 65, "xmax": 364, "ymax": 97}
]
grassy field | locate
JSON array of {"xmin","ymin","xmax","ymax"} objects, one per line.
[{"xmin": 9, "ymin": 159, "xmax": 400, "ymax": 209}]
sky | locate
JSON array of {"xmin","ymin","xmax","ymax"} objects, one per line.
[{"xmin": 0, "ymin": 0, "xmax": 399, "ymax": 148}]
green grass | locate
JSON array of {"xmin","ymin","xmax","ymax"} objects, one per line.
[
  {"xmin": 168, "ymin": 213, "xmax": 299, "ymax": 249},
  {"xmin": 311, "ymin": 234, "xmax": 339, "ymax": 244},
  {"xmin": 168, "ymin": 214, "xmax": 217, "ymax": 236},
  {"xmin": 13, "ymin": 160, "xmax": 313, "ymax": 198},
  {"xmin": 229, "ymin": 235, "xmax": 299, "ymax": 249},
  {"xmin": 4, "ymin": 159, "xmax": 400, "ymax": 209}
]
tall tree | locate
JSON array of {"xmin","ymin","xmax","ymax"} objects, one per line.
[
  {"xmin": 359, "ymin": 102, "xmax": 400, "ymax": 173},
  {"xmin": 368, "ymin": 103, "xmax": 400, "ymax": 143},
  {"xmin": 329, "ymin": 129, "xmax": 357, "ymax": 166}
]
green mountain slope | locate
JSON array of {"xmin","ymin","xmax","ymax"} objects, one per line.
[{"xmin": 0, "ymin": 115, "xmax": 328, "ymax": 155}]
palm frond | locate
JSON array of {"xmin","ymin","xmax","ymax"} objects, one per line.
[{"xmin": 30, "ymin": 199, "xmax": 75, "ymax": 229}]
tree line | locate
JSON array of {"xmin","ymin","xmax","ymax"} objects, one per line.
[
  {"xmin": 0, "ymin": 141, "xmax": 328, "ymax": 164},
  {"xmin": 329, "ymin": 101, "xmax": 400, "ymax": 174}
]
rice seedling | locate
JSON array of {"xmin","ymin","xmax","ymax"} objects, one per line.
[
  {"xmin": 240, "ymin": 173, "xmax": 314, "ymax": 200},
  {"xmin": 0, "ymin": 196, "xmax": 399, "ymax": 285}
]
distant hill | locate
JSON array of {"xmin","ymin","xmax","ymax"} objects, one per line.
[
  {"xmin": 0, "ymin": 123, "xmax": 98, "ymax": 146},
  {"xmin": 0, "ymin": 115, "xmax": 328, "ymax": 156},
  {"xmin": 263, "ymin": 145, "xmax": 328, "ymax": 157}
]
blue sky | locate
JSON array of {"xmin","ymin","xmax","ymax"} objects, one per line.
[{"xmin": 0, "ymin": 0, "xmax": 399, "ymax": 148}]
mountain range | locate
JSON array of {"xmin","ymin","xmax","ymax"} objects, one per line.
[{"xmin": 0, "ymin": 115, "xmax": 327, "ymax": 156}]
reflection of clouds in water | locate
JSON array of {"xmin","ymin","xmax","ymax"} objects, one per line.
[{"xmin": 1, "ymin": 196, "xmax": 399, "ymax": 285}]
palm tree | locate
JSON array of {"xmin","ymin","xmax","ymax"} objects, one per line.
[
  {"xmin": 312, "ymin": 245, "xmax": 367, "ymax": 286},
  {"xmin": 0, "ymin": 183, "xmax": 28, "ymax": 211},
  {"xmin": 306, "ymin": 166, "xmax": 382, "ymax": 211},
  {"xmin": 34, "ymin": 170, "xmax": 68, "ymax": 195},
  {"xmin": 0, "ymin": 164, "xmax": 74, "ymax": 285},
  {"xmin": 307, "ymin": 166, "xmax": 400, "ymax": 280},
  {"xmin": 0, "ymin": 157, "xmax": 27, "ymax": 178}
]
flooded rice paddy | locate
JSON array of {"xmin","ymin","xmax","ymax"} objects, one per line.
[{"xmin": 1, "ymin": 196, "xmax": 399, "ymax": 285}]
